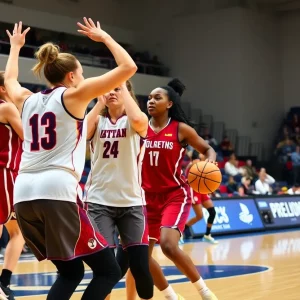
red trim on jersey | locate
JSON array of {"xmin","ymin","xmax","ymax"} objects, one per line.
[
  {"xmin": 13, "ymin": 138, "xmax": 22, "ymax": 172},
  {"xmin": 137, "ymin": 138, "xmax": 146, "ymax": 205},
  {"xmin": 5, "ymin": 125, "xmax": 12, "ymax": 169},
  {"xmin": 71, "ymin": 121, "xmax": 84, "ymax": 172},
  {"xmin": 84, "ymin": 142, "xmax": 95, "ymax": 202},
  {"xmin": 41, "ymin": 86, "xmax": 62, "ymax": 95},
  {"xmin": 106, "ymin": 112, "xmax": 126, "ymax": 125}
]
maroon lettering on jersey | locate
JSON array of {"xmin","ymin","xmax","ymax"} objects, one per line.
[
  {"xmin": 100, "ymin": 128, "xmax": 127, "ymax": 139},
  {"xmin": 0, "ymin": 100, "xmax": 22, "ymax": 171},
  {"xmin": 142, "ymin": 120, "xmax": 186, "ymax": 193}
]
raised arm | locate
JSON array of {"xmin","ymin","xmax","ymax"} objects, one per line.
[
  {"xmin": 65, "ymin": 18, "xmax": 137, "ymax": 105},
  {"xmin": 178, "ymin": 123, "xmax": 216, "ymax": 163},
  {"xmin": 4, "ymin": 22, "xmax": 32, "ymax": 112},
  {"xmin": 86, "ymin": 96, "xmax": 105, "ymax": 140},
  {"xmin": 2, "ymin": 102, "xmax": 23, "ymax": 140},
  {"xmin": 119, "ymin": 83, "xmax": 148, "ymax": 137}
]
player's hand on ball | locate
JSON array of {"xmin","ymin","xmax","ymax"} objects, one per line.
[{"xmin": 205, "ymin": 158, "xmax": 218, "ymax": 166}]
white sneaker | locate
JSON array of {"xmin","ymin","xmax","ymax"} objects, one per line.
[
  {"xmin": 201, "ymin": 289, "xmax": 218, "ymax": 300},
  {"xmin": 202, "ymin": 235, "xmax": 218, "ymax": 244},
  {"xmin": 178, "ymin": 236, "xmax": 184, "ymax": 245}
]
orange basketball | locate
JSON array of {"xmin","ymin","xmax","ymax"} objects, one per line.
[{"xmin": 187, "ymin": 161, "xmax": 222, "ymax": 194}]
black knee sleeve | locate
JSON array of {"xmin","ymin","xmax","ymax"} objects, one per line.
[
  {"xmin": 53, "ymin": 259, "xmax": 84, "ymax": 283},
  {"xmin": 84, "ymin": 248, "xmax": 122, "ymax": 285},
  {"xmin": 127, "ymin": 245, "xmax": 153, "ymax": 299},
  {"xmin": 207, "ymin": 207, "xmax": 216, "ymax": 225},
  {"xmin": 116, "ymin": 245, "xmax": 129, "ymax": 278}
]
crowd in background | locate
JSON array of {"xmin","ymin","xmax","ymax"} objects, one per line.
[{"xmin": 0, "ymin": 21, "xmax": 167, "ymax": 76}]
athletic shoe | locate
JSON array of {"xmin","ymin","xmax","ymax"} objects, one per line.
[
  {"xmin": 201, "ymin": 289, "xmax": 218, "ymax": 300},
  {"xmin": 202, "ymin": 235, "xmax": 218, "ymax": 244},
  {"xmin": 0, "ymin": 282, "xmax": 15, "ymax": 300},
  {"xmin": 178, "ymin": 236, "xmax": 185, "ymax": 245}
]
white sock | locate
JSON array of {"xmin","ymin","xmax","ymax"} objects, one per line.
[
  {"xmin": 161, "ymin": 285, "xmax": 178, "ymax": 300},
  {"xmin": 193, "ymin": 277, "xmax": 210, "ymax": 296}
]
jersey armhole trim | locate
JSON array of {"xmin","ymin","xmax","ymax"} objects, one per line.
[
  {"xmin": 177, "ymin": 122, "xmax": 188, "ymax": 148},
  {"xmin": 0, "ymin": 121, "xmax": 9, "ymax": 126},
  {"xmin": 61, "ymin": 90, "xmax": 85, "ymax": 121},
  {"xmin": 0, "ymin": 101, "xmax": 9, "ymax": 125},
  {"xmin": 87, "ymin": 116, "xmax": 100, "ymax": 141},
  {"xmin": 21, "ymin": 94, "xmax": 32, "ymax": 119}
]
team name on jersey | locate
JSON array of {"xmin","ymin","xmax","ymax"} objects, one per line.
[
  {"xmin": 145, "ymin": 140, "xmax": 174, "ymax": 149},
  {"xmin": 100, "ymin": 128, "xmax": 127, "ymax": 139}
]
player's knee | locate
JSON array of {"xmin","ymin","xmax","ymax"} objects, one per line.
[
  {"xmin": 207, "ymin": 207, "xmax": 216, "ymax": 224},
  {"xmin": 160, "ymin": 239, "xmax": 177, "ymax": 258},
  {"xmin": 89, "ymin": 249, "xmax": 122, "ymax": 285},
  {"xmin": 116, "ymin": 246, "xmax": 129, "ymax": 278},
  {"xmin": 58, "ymin": 261, "xmax": 85, "ymax": 283},
  {"xmin": 195, "ymin": 213, "xmax": 203, "ymax": 221},
  {"xmin": 101, "ymin": 257, "xmax": 122, "ymax": 285}
]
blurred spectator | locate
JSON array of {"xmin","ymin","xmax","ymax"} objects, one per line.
[
  {"xmin": 220, "ymin": 136, "xmax": 234, "ymax": 157},
  {"xmin": 287, "ymin": 183, "xmax": 300, "ymax": 195},
  {"xmin": 224, "ymin": 153, "xmax": 243, "ymax": 181},
  {"xmin": 275, "ymin": 137, "xmax": 296, "ymax": 162},
  {"xmin": 292, "ymin": 126, "xmax": 300, "ymax": 145},
  {"xmin": 58, "ymin": 33, "xmax": 68, "ymax": 51},
  {"xmin": 226, "ymin": 176, "xmax": 238, "ymax": 193},
  {"xmin": 278, "ymin": 125, "xmax": 291, "ymax": 142},
  {"xmin": 0, "ymin": 21, "xmax": 166, "ymax": 76},
  {"xmin": 291, "ymin": 145, "xmax": 300, "ymax": 184},
  {"xmin": 277, "ymin": 187, "xmax": 288, "ymax": 195},
  {"xmin": 241, "ymin": 159, "xmax": 257, "ymax": 183},
  {"xmin": 238, "ymin": 176, "xmax": 254, "ymax": 196},
  {"xmin": 290, "ymin": 114, "xmax": 300, "ymax": 130},
  {"xmin": 202, "ymin": 127, "xmax": 218, "ymax": 151},
  {"xmin": 255, "ymin": 168, "xmax": 275, "ymax": 195},
  {"xmin": 185, "ymin": 145, "xmax": 194, "ymax": 159}
]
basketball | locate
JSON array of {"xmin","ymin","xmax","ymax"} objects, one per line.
[{"xmin": 187, "ymin": 161, "xmax": 222, "ymax": 194}]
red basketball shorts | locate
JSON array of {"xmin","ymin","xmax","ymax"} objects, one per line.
[
  {"xmin": 0, "ymin": 168, "xmax": 17, "ymax": 224},
  {"xmin": 146, "ymin": 186, "xmax": 192, "ymax": 242},
  {"xmin": 189, "ymin": 187, "xmax": 211, "ymax": 205}
]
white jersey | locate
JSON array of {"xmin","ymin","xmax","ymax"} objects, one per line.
[
  {"xmin": 84, "ymin": 115, "xmax": 145, "ymax": 207},
  {"xmin": 14, "ymin": 86, "xmax": 87, "ymax": 204}
]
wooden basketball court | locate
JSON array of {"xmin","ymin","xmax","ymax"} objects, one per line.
[{"xmin": 2, "ymin": 229, "xmax": 300, "ymax": 299}]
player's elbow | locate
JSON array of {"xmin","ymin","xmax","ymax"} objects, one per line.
[
  {"xmin": 131, "ymin": 119, "xmax": 147, "ymax": 133},
  {"xmin": 121, "ymin": 63, "xmax": 138, "ymax": 77}
]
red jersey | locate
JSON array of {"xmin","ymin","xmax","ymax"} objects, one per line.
[
  {"xmin": 142, "ymin": 119, "xmax": 186, "ymax": 193},
  {"xmin": 0, "ymin": 100, "xmax": 22, "ymax": 172}
]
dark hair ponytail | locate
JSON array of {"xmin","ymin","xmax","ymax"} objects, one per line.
[{"xmin": 161, "ymin": 79, "xmax": 194, "ymax": 127}]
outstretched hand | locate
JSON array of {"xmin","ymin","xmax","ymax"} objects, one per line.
[
  {"xmin": 6, "ymin": 21, "xmax": 30, "ymax": 49},
  {"xmin": 77, "ymin": 17, "xmax": 109, "ymax": 43}
]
